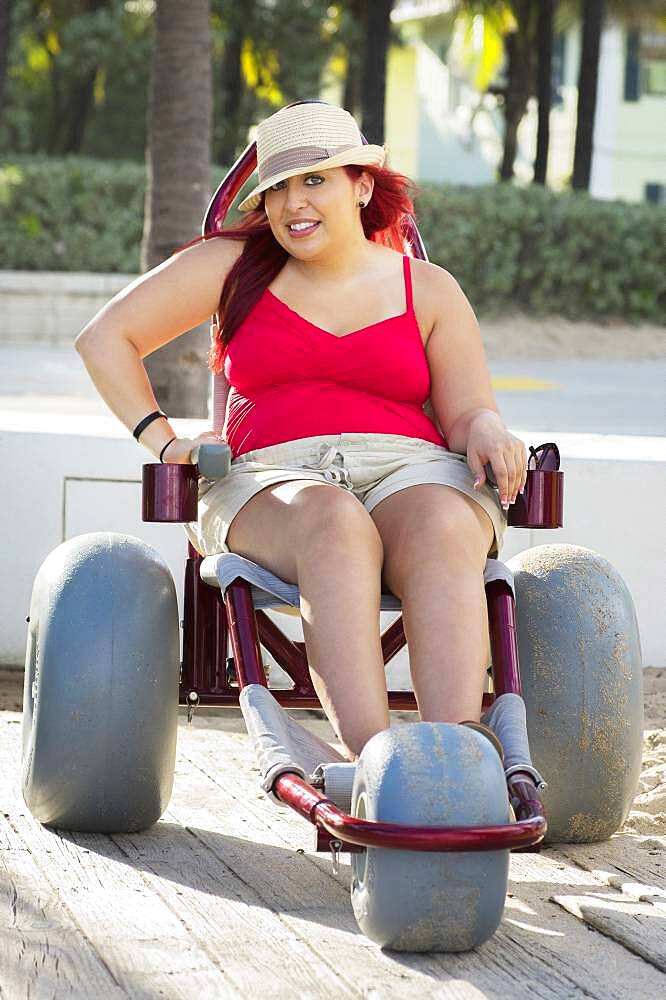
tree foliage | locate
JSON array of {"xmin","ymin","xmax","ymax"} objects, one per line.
[
  {"xmin": 453, "ymin": 0, "xmax": 665, "ymax": 188},
  {"xmin": 1, "ymin": 0, "xmax": 368, "ymax": 161},
  {"xmin": 1, "ymin": 0, "xmax": 154, "ymax": 156}
]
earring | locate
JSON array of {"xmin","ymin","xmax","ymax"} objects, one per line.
[{"xmin": 358, "ymin": 200, "xmax": 366, "ymax": 208}]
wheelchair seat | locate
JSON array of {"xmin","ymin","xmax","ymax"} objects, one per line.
[{"xmin": 199, "ymin": 552, "xmax": 516, "ymax": 613}]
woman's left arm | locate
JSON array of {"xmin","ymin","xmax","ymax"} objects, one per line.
[{"xmin": 423, "ymin": 265, "xmax": 527, "ymax": 509}]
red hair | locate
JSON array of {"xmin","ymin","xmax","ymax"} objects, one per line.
[{"xmin": 173, "ymin": 164, "xmax": 419, "ymax": 375}]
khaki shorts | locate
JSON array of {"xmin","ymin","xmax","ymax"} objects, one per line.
[{"xmin": 184, "ymin": 433, "xmax": 507, "ymax": 560}]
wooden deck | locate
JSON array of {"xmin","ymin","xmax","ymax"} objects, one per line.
[{"xmin": 1, "ymin": 676, "xmax": 665, "ymax": 999}]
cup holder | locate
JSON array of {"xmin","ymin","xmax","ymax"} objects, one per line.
[{"xmin": 507, "ymin": 469, "xmax": 563, "ymax": 528}]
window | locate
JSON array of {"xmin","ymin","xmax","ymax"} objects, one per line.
[
  {"xmin": 645, "ymin": 183, "xmax": 665, "ymax": 205},
  {"xmin": 624, "ymin": 30, "xmax": 640, "ymax": 101},
  {"xmin": 642, "ymin": 32, "xmax": 666, "ymax": 96},
  {"xmin": 624, "ymin": 29, "xmax": 666, "ymax": 101}
]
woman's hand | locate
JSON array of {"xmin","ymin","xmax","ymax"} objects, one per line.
[
  {"xmin": 161, "ymin": 430, "xmax": 223, "ymax": 464},
  {"xmin": 465, "ymin": 412, "xmax": 527, "ymax": 510}
]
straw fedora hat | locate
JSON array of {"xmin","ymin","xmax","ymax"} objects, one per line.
[{"xmin": 238, "ymin": 101, "xmax": 387, "ymax": 212}]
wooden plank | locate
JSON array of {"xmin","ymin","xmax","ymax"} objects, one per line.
[
  {"xmin": 0, "ymin": 719, "xmax": 241, "ymax": 999},
  {"xmin": 167, "ymin": 738, "xmax": 447, "ymax": 999},
  {"xmin": 546, "ymin": 809, "xmax": 666, "ymax": 976},
  {"xmin": 176, "ymin": 722, "xmax": 354, "ymax": 898},
  {"xmin": 176, "ymin": 720, "xmax": 666, "ymax": 1000},
  {"xmin": 426, "ymin": 850, "xmax": 666, "ymax": 1000},
  {"xmin": 4, "ymin": 716, "xmax": 438, "ymax": 999},
  {"xmin": 552, "ymin": 892, "xmax": 666, "ymax": 973},
  {"xmin": 4, "ymin": 706, "xmax": 666, "ymax": 1000},
  {"xmin": 552, "ymin": 837, "xmax": 665, "ymax": 892},
  {"xmin": 108, "ymin": 822, "xmax": 361, "ymax": 999},
  {"xmin": 552, "ymin": 842, "xmax": 666, "ymax": 916},
  {"xmin": 0, "ymin": 821, "xmax": 125, "ymax": 1000},
  {"xmin": 604, "ymin": 876, "xmax": 666, "ymax": 911}
]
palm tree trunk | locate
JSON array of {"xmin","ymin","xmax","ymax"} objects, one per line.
[
  {"xmin": 61, "ymin": 67, "xmax": 97, "ymax": 154},
  {"xmin": 499, "ymin": 32, "xmax": 526, "ymax": 179},
  {"xmin": 572, "ymin": 0, "xmax": 605, "ymax": 191},
  {"xmin": 60, "ymin": 0, "xmax": 109, "ymax": 154},
  {"xmin": 498, "ymin": 0, "xmax": 535, "ymax": 181},
  {"xmin": 343, "ymin": 0, "xmax": 365, "ymax": 119},
  {"xmin": 360, "ymin": 0, "xmax": 393, "ymax": 144},
  {"xmin": 142, "ymin": 0, "xmax": 212, "ymax": 419},
  {"xmin": 533, "ymin": 0, "xmax": 554, "ymax": 184},
  {"xmin": 216, "ymin": 1, "xmax": 255, "ymax": 166}
]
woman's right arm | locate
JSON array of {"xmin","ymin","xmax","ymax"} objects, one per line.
[{"xmin": 74, "ymin": 236, "xmax": 244, "ymax": 462}]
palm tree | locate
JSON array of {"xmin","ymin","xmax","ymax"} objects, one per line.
[
  {"xmin": 213, "ymin": 0, "xmax": 258, "ymax": 166},
  {"xmin": 342, "ymin": 0, "xmax": 365, "ymax": 118},
  {"xmin": 533, "ymin": 0, "xmax": 555, "ymax": 184},
  {"xmin": 360, "ymin": 0, "xmax": 394, "ymax": 144},
  {"xmin": 142, "ymin": 0, "xmax": 212, "ymax": 419},
  {"xmin": 454, "ymin": 1, "xmax": 538, "ymax": 182},
  {"xmin": 571, "ymin": 0, "xmax": 665, "ymax": 192},
  {"xmin": 497, "ymin": 0, "xmax": 537, "ymax": 180},
  {"xmin": 571, "ymin": 0, "xmax": 605, "ymax": 190}
]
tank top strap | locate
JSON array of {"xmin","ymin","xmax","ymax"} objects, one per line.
[{"xmin": 402, "ymin": 254, "xmax": 414, "ymax": 313}]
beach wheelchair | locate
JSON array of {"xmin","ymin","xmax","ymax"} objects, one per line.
[{"xmin": 21, "ymin": 124, "xmax": 644, "ymax": 953}]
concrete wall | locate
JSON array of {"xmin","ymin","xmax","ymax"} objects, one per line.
[
  {"xmin": 1, "ymin": 412, "xmax": 663, "ymax": 683},
  {"xmin": 0, "ymin": 270, "xmax": 136, "ymax": 345}
]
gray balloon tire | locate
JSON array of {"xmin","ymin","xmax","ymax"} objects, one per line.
[
  {"xmin": 22, "ymin": 532, "xmax": 180, "ymax": 833},
  {"xmin": 350, "ymin": 722, "xmax": 510, "ymax": 952},
  {"xmin": 508, "ymin": 543, "xmax": 643, "ymax": 843}
]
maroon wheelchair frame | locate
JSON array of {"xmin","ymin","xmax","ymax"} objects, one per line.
[{"xmin": 145, "ymin": 108, "xmax": 564, "ymax": 856}]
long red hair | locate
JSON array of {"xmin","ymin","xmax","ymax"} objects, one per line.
[{"xmin": 173, "ymin": 163, "xmax": 419, "ymax": 375}]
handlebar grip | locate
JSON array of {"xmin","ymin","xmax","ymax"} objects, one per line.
[{"xmin": 190, "ymin": 442, "xmax": 232, "ymax": 480}]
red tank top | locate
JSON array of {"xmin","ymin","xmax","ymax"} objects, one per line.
[{"xmin": 223, "ymin": 254, "xmax": 448, "ymax": 459}]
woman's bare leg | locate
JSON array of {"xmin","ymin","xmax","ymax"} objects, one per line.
[
  {"xmin": 226, "ymin": 481, "xmax": 390, "ymax": 757},
  {"xmin": 370, "ymin": 484, "xmax": 494, "ymax": 723}
]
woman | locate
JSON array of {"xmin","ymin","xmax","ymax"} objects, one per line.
[{"xmin": 75, "ymin": 101, "xmax": 526, "ymax": 760}]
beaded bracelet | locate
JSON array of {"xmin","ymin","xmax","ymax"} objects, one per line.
[
  {"xmin": 133, "ymin": 410, "xmax": 166, "ymax": 441},
  {"xmin": 159, "ymin": 437, "xmax": 178, "ymax": 463}
]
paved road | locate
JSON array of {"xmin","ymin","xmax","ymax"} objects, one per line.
[
  {"xmin": 489, "ymin": 358, "xmax": 665, "ymax": 436},
  {"xmin": 1, "ymin": 343, "xmax": 664, "ymax": 437}
]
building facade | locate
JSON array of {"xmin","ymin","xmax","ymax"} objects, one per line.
[{"xmin": 324, "ymin": 1, "xmax": 666, "ymax": 203}]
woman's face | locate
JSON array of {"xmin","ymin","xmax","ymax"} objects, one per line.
[{"xmin": 262, "ymin": 166, "xmax": 372, "ymax": 258}]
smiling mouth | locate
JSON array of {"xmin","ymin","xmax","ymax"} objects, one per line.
[{"xmin": 287, "ymin": 221, "xmax": 320, "ymax": 235}]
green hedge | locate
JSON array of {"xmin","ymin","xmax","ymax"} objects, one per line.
[
  {"xmin": 414, "ymin": 182, "xmax": 666, "ymax": 321},
  {"xmin": 0, "ymin": 156, "xmax": 146, "ymax": 273},
  {"xmin": 1, "ymin": 155, "xmax": 664, "ymax": 322}
]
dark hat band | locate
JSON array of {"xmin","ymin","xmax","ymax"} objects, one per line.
[{"xmin": 258, "ymin": 143, "xmax": 359, "ymax": 183}]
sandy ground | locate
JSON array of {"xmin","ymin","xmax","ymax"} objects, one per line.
[
  {"xmin": 626, "ymin": 667, "xmax": 666, "ymax": 838},
  {"xmin": 480, "ymin": 314, "xmax": 664, "ymax": 360},
  {"xmin": 2, "ymin": 667, "xmax": 664, "ymax": 843}
]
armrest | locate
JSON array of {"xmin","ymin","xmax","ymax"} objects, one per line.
[
  {"xmin": 141, "ymin": 440, "xmax": 563, "ymax": 528},
  {"xmin": 142, "ymin": 443, "xmax": 232, "ymax": 523}
]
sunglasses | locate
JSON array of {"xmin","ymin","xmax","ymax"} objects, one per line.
[{"xmin": 528, "ymin": 442, "xmax": 560, "ymax": 472}]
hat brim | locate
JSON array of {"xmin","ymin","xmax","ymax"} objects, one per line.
[{"xmin": 237, "ymin": 144, "xmax": 387, "ymax": 212}]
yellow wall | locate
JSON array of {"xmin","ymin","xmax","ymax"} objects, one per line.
[{"xmin": 384, "ymin": 45, "xmax": 418, "ymax": 177}]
